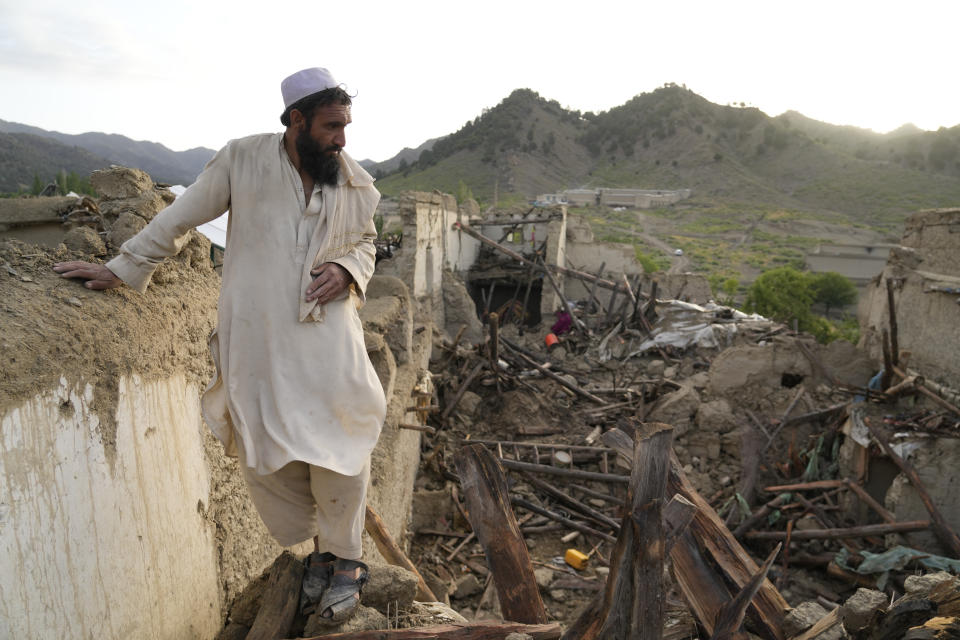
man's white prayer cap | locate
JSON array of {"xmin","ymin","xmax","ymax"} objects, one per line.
[{"xmin": 281, "ymin": 67, "xmax": 339, "ymax": 109}]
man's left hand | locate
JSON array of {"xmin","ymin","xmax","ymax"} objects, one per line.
[{"xmin": 306, "ymin": 263, "xmax": 353, "ymax": 304}]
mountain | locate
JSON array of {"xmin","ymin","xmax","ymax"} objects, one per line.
[
  {"xmin": 0, "ymin": 119, "xmax": 215, "ymax": 190},
  {"xmin": 373, "ymin": 86, "xmax": 960, "ymax": 221},
  {"xmin": 360, "ymin": 136, "xmax": 443, "ymax": 175},
  {"xmin": 0, "ymin": 132, "xmax": 114, "ymax": 192}
]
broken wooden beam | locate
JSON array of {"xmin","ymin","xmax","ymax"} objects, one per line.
[
  {"xmin": 503, "ymin": 346, "xmax": 606, "ymax": 404},
  {"xmin": 498, "ymin": 457, "xmax": 629, "ymax": 485},
  {"xmin": 296, "ymin": 621, "xmax": 563, "ymax": 640},
  {"xmin": 864, "ymin": 418, "xmax": 960, "ymax": 558},
  {"xmin": 454, "ymin": 444, "xmax": 547, "ymax": 623},
  {"xmin": 453, "ymin": 221, "xmax": 641, "ymax": 298},
  {"xmin": 601, "ymin": 428, "xmax": 788, "ymax": 640},
  {"xmin": 246, "ymin": 551, "xmax": 304, "ymax": 640},
  {"xmin": 710, "ymin": 544, "xmax": 781, "ymax": 640},
  {"xmin": 743, "ymin": 520, "xmax": 930, "ymax": 540},
  {"xmin": 563, "ymin": 424, "xmax": 674, "ymax": 640},
  {"xmin": 364, "ymin": 506, "xmax": 438, "ymax": 603},
  {"xmin": 442, "ymin": 360, "xmax": 486, "ymax": 422},
  {"xmin": 510, "ymin": 496, "xmax": 617, "ymax": 543},
  {"xmin": 521, "ymin": 472, "xmax": 622, "ymax": 531}
]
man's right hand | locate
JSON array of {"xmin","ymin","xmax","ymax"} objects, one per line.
[{"xmin": 53, "ymin": 261, "xmax": 123, "ymax": 290}]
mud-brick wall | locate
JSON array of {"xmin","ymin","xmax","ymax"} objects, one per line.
[
  {"xmin": 859, "ymin": 208, "xmax": 960, "ymax": 386},
  {"xmin": 0, "ymin": 170, "xmax": 430, "ymax": 639}
]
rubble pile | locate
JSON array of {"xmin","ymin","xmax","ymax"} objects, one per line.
[{"xmin": 393, "ymin": 227, "xmax": 960, "ymax": 638}]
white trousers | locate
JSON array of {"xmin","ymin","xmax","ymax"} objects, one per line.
[{"xmin": 237, "ymin": 438, "xmax": 369, "ymax": 557}]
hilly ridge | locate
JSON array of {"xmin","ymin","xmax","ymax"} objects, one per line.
[
  {"xmin": 0, "ymin": 119, "xmax": 215, "ymax": 190},
  {"xmin": 372, "ymin": 85, "xmax": 960, "ymax": 221}
]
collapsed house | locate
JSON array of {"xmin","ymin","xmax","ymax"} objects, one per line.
[{"xmin": 1, "ymin": 178, "xmax": 959, "ymax": 640}]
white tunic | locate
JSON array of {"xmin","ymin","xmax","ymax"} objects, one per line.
[{"xmin": 106, "ymin": 133, "xmax": 386, "ymax": 476}]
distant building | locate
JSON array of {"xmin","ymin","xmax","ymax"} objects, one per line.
[
  {"xmin": 806, "ymin": 243, "xmax": 894, "ymax": 284},
  {"xmin": 537, "ymin": 187, "xmax": 692, "ymax": 209}
]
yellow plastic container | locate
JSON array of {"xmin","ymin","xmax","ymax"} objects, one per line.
[{"xmin": 564, "ymin": 548, "xmax": 589, "ymax": 570}]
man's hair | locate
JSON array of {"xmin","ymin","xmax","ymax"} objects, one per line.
[{"xmin": 280, "ymin": 86, "xmax": 352, "ymax": 127}]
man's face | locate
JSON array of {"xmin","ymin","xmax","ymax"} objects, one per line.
[{"xmin": 295, "ymin": 104, "xmax": 352, "ymax": 186}]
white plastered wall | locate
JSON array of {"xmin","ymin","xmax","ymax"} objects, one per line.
[{"xmin": 0, "ymin": 374, "xmax": 221, "ymax": 640}]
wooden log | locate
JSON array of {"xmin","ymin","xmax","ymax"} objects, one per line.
[
  {"xmin": 710, "ymin": 544, "xmax": 781, "ymax": 640},
  {"xmin": 893, "ymin": 365, "xmax": 960, "ymax": 416},
  {"xmin": 865, "ymin": 419, "xmax": 960, "ymax": 558},
  {"xmin": 295, "ymin": 621, "xmax": 563, "ymax": 640},
  {"xmin": 511, "ymin": 497, "xmax": 617, "ymax": 543},
  {"xmin": 487, "ymin": 312, "xmax": 500, "ymax": 385},
  {"xmin": 886, "ymin": 277, "xmax": 900, "ymax": 367},
  {"xmin": 504, "ymin": 347, "xmax": 606, "ymax": 404},
  {"xmin": 881, "ymin": 328, "xmax": 894, "ymax": 391},
  {"xmin": 521, "ymin": 472, "xmax": 622, "ymax": 531},
  {"xmin": 563, "ymin": 424, "xmax": 674, "ymax": 640},
  {"xmin": 663, "ymin": 494, "xmax": 697, "ymax": 555},
  {"xmin": 763, "ymin": 479, "xmax": 845, "ymax": 492},
  {"xmin": 587, "ymin": 262, "xmax": 606, "ymax": 313},
  {"xmin": 844, "ymin": 479, "xmax": 897, "ymax": 524},
  {"xmin": 454, "ymin": 444, "xmax": 547, "ymax": 623},
  {"xmin": 364, "ymin": 506, "xmax": 437, "ymax": 602},
  {"xmin": 744, "ymin": 520, "xmax": 930, "ymax": 540},
  {"xmin": 246, "ymin": 551, "xmax": 305, "ymax": 640},
  {"xmin": 441, "ymin": 360, "xmax": 486, "ymax": 422},
  {"xmin": 732, "ymin": 495, "xmax": 787, "ymax": 539},
  {"xmin": 600, "ymin": 428, "xmax": 788, "ymax": 640},
  {"xmin": 498, "ymin": 457, "xmax": 629, "ymax": 485}
]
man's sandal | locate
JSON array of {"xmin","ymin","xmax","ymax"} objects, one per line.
[
  {"xmin": 316, "ymin": 558, "xmax": 368, "ymax": 623},
  {"xmin": 300, "ymin": 551, "xmax": 336, "ymax": 616}
]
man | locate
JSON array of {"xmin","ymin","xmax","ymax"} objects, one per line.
[{"xmin": 54, "ymin": 67, "xmax": 385, "ymax": 622}]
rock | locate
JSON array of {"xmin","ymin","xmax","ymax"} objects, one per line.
[
  {"xmin": 362, "ymin": 563, "xmax": 418, "ymax": 612},
  {"xmin": 904, "ymin": 571, "xmax": 956, "ymax": 594},
  {"xmin": 505, "ymin": 634, "xmax": 533, "ymax": 640},
  {"xmin": 687, "ymin": 371, "xmax": 710, "ymax": 389},
  {"xmin": 534, "ymin": 567, "xmax": 554, "ymax": 589},
  {"xmin": 646, "ymin": 359, "xmax": 666, "ymax": 377},
  {"xmin": 442, "ymin": 270, "xmax": 484, "ymax": 345},
  {"xmin": 98, "ymin": 189, "xmax": 168, "ymax": 221},
  {"xmin": 663, "ymin": 366, "xmax": 678, "ymax": 379},
  {"xmin": 794, "ymin": 515, "xmax": 822, "ymax": 531},
  {"xmin": 707, "ymin": 342, "xmax": 814, "ymax": 397},
  {"xmin": 108, "ymin": 211, "xmax": 147, "ymax": 248},
  {"xmin": 647, "ymin": 383, "xmax": 701, "ymax": 436},
  {"xmin": 403, "ymin": 601, "xmax": 467, "ymax": 623},
  {"xmin": 458, "ymin": 390, "xmax": 482, "ymax": 416},
  {"xmin": 784, "ymin": 601, "xmax": 829, "ymax": 637},
  {"xmin": 550, "ymin": 346, "xmax": 568, "ymax": 360},
  {"xmin": 91, "ymin": 166, "xmax": 154, "ymax": 199},
  {"xmin": 303, "ymin": 604, "xmax": 387, "ymax": 636},
  {"xmin": 594, "ymin": 567, "xmax": 610, "ymax": 579},
  {"xmin": 695, "ymin": 399, "xmax": 738, "ymax": 434},
  {"xmin": 683, "ymin": 431, "xmax": 721, "ymax": 460},
  {"xmin": 841, "ymin": 588, "xmax": 888, "ymax": 634},
  {"xmin": 548, "ymin": 589, "xmax": 567, "ymax": 602},
  {"xmin": 66, "ymin": 297, "xmax": 82, "ymax": 308},
  {"xmin": 63, "ymin": 225, "xmax": 106, "ymax": 255},
  {"xmin": 410, "ymin": 489, "xmax": 453, "ymax": 533},
  {"xmin": 451, "ymin": 573, "xmax": 482, "ymax": 599}
]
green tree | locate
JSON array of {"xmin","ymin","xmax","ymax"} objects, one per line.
[
  {"xmin": 744, "ymin": 266, "xmax": 813, "ymax": 328},
  {"xmin": 809, "ymin": 271, "xmax": 857, "ymax": 316},
  {"xmin": 30, "ymin": 174, "xmax": 44, "ymax": 195},
  {"xmin": 454, "ymin": 180, "xmax": 474, "ymax": 204}
]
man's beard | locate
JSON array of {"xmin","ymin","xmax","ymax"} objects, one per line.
[{"xmin": 296, "ymin": 128, "xmax": 341, "ymax": 186}]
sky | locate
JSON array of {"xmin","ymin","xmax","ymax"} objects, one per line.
[{"xmin": 2, "ymin": 0, "xmax": 958, "ymax": 163}]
